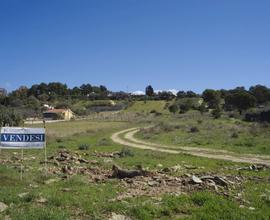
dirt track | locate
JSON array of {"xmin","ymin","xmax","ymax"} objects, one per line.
[{"xmin": 111, "ymin": 127, "xmax": 270, "ymax": 166}]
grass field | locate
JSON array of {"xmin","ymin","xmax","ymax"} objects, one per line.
[
  {"xmin": 0, "ymin": 103, "xmax": 270, "ymax": 219},
  {"xmin": 136, "ymin": 110, "xmax": 270, "ymax": 155}
]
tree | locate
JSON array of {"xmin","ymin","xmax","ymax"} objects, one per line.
[
  {"xmin": 249, "ymin": 85, "xmax": 270, "ymax": 104},
  {"xmin": 145, "ymin": 85, "xmax": 154, "ymax": 96},
  {"xmin": 0, "ymin": 106, "xmax": 22, "ymax": 126},
  {"xmin": 185, "ymin": 91, "xmax": 197, "ymax": 98},
  {"xmin": 157, "ymin": 91, "xmax": 175, "ymax": 101},
  {"xmin": 80, "ymin": 84, "xmax": 93, "ymax": 96},
  {"xmin": 176, "ymin": 91, "xmax": 186, "ymax": 99},
  {"xmin": 225, "ymin": 91, "xmax": 256, "ymax": 114},
  {"xmin": 202, "ymin": 89, "xmax": 221, "ymax": 109}
]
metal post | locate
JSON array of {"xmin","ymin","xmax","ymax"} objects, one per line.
[
  {"xmin": 20, "ymin": 148, "xmax": 23, "ymax": 180},
  {"xmin": 43, "ymin": 120, "xmax": 47, "ymax": 177}
]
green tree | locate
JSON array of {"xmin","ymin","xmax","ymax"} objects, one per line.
[
  {"xmin": 202, "ymin": 89, "xmax": 221, "ymax": 109},
  {"xmin": 145, "ymin": 85, "xmax": 154, "ymax": 96},
  {"xmin": 249, "ymin": 85, "xmax": 270, "ymax": 104},
  {"xmin": 225, "ymin": 91, "xmax": 256, "ymax": 114}
]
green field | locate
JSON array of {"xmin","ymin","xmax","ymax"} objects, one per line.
[
  {"xmin": 0, "ymin": 104, "xmax": 270, "ymax": 219},
  {"xmin": 136, "ymin": 110, "xmax": 270, "ymax": 155}
]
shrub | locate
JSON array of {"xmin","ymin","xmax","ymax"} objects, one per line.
[
  {"xmin": 119, "ymin": 147, "xmax": 134, "ymax": 158},
  {"xmin": 78, "ymin": 144, "xmax": 90, "ymax": 150},
  {"xmin": 96, "ymin": 138, "xmax": 110, "ymax": 146},
  {"xmin": 212, "ymin": 108, "xmax": 222, "ymax": 119},
  {"xmin": 197, "ymin": 119, "xmax": 203, "ymax": 124},
  {"xmin": 190, "ymin": 126, "xmax": 199, "ymax": 133},
  {"xmin": 231, "ymin": 132, "xmax": 239, "ymax": 138}
]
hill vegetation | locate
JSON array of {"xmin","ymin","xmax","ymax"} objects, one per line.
[{"xmin": 1, "ymin": 82, "xmax": 270, "ymax": 126}]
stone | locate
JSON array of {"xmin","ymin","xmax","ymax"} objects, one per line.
[
  {"xmin": 0, "ymin": 202, "xmax": 8, "ymax": 213},
  {"xmin": 109, "ymin": 212, "xmax": 131, "ymax": 220},
  {"xmin": 44, "ymin": 178, "xmax": 60, "ymax": 185},
  {"xmin": 213, "ymin": 176, "xmax": 228, "ymax": 187},
  {"xmin": 191, "ymin": 175, "xmax": 202, "ymax": 184},
  {"xmin": 36, "ymin": 197, "xmax": 48, "ymax": 204},
  {"xmin": 18, "ymin": 192, "xmax": 29, "ymax": 198},
  {"xmin": 148, "ymin": 181, "xmax": 159, "ymax": 187}
]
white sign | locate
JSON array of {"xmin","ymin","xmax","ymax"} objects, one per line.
[{"xmin": 0, "ymin": 127, "xmax": 45, "ymax": 149}]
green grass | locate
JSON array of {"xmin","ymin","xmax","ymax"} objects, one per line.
[
  {"xmin": 124, "ymin": 100, "xmax": 170, "ymax": 114},
  {"xmin": 136, "ymin": 111, "xmax": 270, "ymax": 155}
]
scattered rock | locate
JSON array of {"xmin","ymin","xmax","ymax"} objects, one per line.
[
  {"xmin": 36, "ymin": 197, "xmax": 48, "ymax": 204},
  {"xmin": 0, "ymin": 202, "xmax": 8, "ymax": 213},
  {"xmin": 191, "ymin": 175, "xmax": 202, "ymax": 184},
  {"xmin": 111, "ymin": 165, "xmax": 148, "ymax": 179},
  {"xmin": 184, "ymin": 165, "xmax": 197, "ymax": 170},
  {"xmin": 109, "ymin": 212, "xmax": 131, "ymax": 220},
  {"xmin": 156, "ymin": 163, "xmax": 163, "ymax": 168},
  {"xmin": 248, "ymin": 207, "xmax": 255, "ymax": 211},
  {"xmin": 148, "ymin": 180, "xmax": 159, "ymax": 187},
  {"xmin": 61, "ymin": 188, "xmax": 72, "ymax": 192},
  {"xmin": 44, "ymin": 178, "xmax": 60, "ymax": 185},
  {"xmin": 18, "ymin": 192, "xmax": 29, "ymax": 198}
]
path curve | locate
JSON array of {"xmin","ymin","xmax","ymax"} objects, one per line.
[{"xmin": 111, "ymin": 127, "xmax": 270, "ymax": 166}]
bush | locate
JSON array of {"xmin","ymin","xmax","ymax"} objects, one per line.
[
  {"xmin": 119, "ymin": 147, "xmax": 134, "ymax": 158},
  {"xmin": 78, "ymin": 144, "xmax": 90, "ymax": 150},
  {"xmin": 231, "ymin": 132, "xmax": 239, "ymax": 138},
  {"xmin": 96, "ymin": 138, "xmax": 110, "ymax": 146},
  {"xmin": 190, "ymin": 126, "xmax": 199, "ymax": 133},
  {"xmin": 212, "ymin": 108, "xmax": 222, "ymax": 119}
]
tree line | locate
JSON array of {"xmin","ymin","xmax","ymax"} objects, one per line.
[{"xmin": 1, "ymin": 82, "xmax": 270, "ymax": 125}]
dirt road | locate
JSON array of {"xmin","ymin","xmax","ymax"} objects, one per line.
[{"xmin": 111, "ymin": 127, "xmax": 270, "ymax": 166}]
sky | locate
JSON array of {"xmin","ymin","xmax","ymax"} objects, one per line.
[{"xmin": 0, "ymin": 0, "xmax": 269, "ymax": 93}]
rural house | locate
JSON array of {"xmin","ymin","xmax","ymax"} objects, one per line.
[{"xmin": 43, "ymin": 108, "xmax": 75, "ymax": 121}]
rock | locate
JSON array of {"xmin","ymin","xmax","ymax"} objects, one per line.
[
  {"xmin": 111, "ymin": 164, "xmax": 147, "ymax": 179},
  {"xmin": 109, "ymin": 212, "xmax": 131, "ymax": 220},
  {"xmin": 184, "ymin": 165, "xmax": 197, "ymax": 170},
  {"xmin": 18, "ymin": 192, "xmax": 29, "ymax": 198},
  {"xmin": 0, "ymin": 202, "xmax": 8, "ymax": 213},
  {"xmin": 239, "ymin": 205, "xmax": 245, "ymax": 208},
  {"xmin": 4, "ymin": 215, "xmax": 11, "ymax": 220},
  {"xmin": 162, "ymin": 167, "xmax": 171, "ymax": 172},
  {"xmin": 36, "ymin": 197, "xmax": 48, "ymax": 204},
  {"xmin": 78, "ymin": 158, "xmax": 89, "ymax": 164},
  {"xmin": 148, "ymin": 181, "xmax": 159, "ymax": 187},
  {"xmin": 61, "ymin": 188, "xmax": 71, "ymax": 192},
  {"xmin": 90, "ymin": 160, "xmax": 99, "ymax": 165},
  {"xmin": 248, "ymin": 207, "xmax": 255, "ymax": 211},
  {"xmin": 213, "ymin": 176, "xmax": 228, "ymax": 187},
  {"xmin": 44, "ymin": 178, "xmax": 60, "ymax": 185},
  {"xmin": 157, "ymin": 163, "xmax": 163, "ymax": 168},
  {"xmin": 171, "ymin": 165, "xmax": 182, "ymax": 172},
  {"xmin": 191, "ymin": 175, "xmax": 202, "ymax": 184}
]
